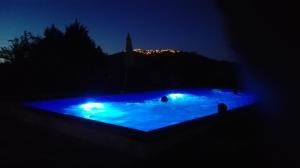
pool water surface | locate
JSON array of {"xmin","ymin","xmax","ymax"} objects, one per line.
[{"xmin": 24, "ymin": 89, "xmax": 255, "ymax": 132}]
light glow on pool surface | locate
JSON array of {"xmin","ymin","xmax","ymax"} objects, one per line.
[
  {"xmin": 168, "ymin": 93, "xmax": 184, "ymax": 100},
  {"xmin": 72, "ymin": 102, "xmax": 126, "ymax": 119},
  {"xmin": 24, "ymin": 89, "xmax": 256, "ymax": 132},
  {"xmin": 80, "ymin": 103, "xmax": 105, "ymax": 112}
]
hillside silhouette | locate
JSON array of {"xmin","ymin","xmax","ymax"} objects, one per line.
[
  {"xmin": 0, "ymin": 20, "xmax": 239, "ymax": 101},
  {"xmin": 107, "ymin": 51, "xmax": 238, "ymax": 90}
]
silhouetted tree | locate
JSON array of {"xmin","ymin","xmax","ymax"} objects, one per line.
[
  {"xmin": 35, "ymin": 24, "xmax": 65, "ymax": 67},
  {"xmin": 63, "ymin": 19, "xmax": 102, "ymax": 65},
  {"xmin": 0, "ymin": 46, "xmax": 12, "ymax": 63},
  {"xmin": 44, "ymin": 24, "xmax": 64, "ymax": 40},
  {"xmin": 0, "ymin": 31, "xmax": 40, "ymax": 64},
  {"xmin": 125, "ymin": 33, "xmax": 133, "ymax": 53}
]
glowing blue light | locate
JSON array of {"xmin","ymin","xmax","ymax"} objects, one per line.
[
  {"xmin": 75, "ymin": 102, "xmax": 126, "ymax": 119},
  {"xmin": 80, "ymin": 103, "xmax": 105, "ymax": 112},
  {"xmin": 25, "ymin": 89, "xmax": 256, "ymax": 132},
  {"xmin": 168, "ymin": 93, "xmax": 184, "ymax": 100}
]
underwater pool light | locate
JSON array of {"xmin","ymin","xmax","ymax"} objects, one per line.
[
  {"xmin": 168, "ymin": 93, "xmax": 184, "ymax": 100},
  {"xmin": 80, "ymin": 103, "xmax": 105, "ymax": 112}
]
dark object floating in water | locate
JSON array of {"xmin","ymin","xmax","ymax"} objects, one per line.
[
  {"xmin": 161, "ymin": 96, "xmax": 169, "ymax": 103},
  {"xmin": 218, "ymin": 103, "xmax": 228, "ymax": 113}
]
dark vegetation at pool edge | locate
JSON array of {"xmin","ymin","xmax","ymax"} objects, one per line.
[{"xmin": 0, "ymin": 20, "xmax": 240, "ymax": 101}]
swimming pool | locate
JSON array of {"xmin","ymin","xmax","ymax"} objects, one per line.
[{"xmin": 23, "ymin": 89, "xmax": 255, "ymax": 132}]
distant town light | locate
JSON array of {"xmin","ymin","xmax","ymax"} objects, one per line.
[{"xmin": 133, "ymin": 49, "xmax": 180, "ymax": 55}]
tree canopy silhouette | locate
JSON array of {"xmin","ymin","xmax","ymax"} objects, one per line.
[
  {"xmin": 0, "ymin": 31, "xmax": 40, "ymax": 64},
  {"xmin": 0, "ymin": 20, "xmax": 108, "ymax": 96},
  {"xmin": 0, "ymin": 20, "xmax": 105, "ymax": 67}
]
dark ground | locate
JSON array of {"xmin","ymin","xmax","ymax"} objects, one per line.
[{"xmin": 0, "ymin": 103, "xmax": 271, "ymax": 167}]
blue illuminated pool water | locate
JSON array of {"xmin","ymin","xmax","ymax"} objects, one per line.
[{"xmin": 24, "ymin": 89, "xmax": 255, "ymax": 132}]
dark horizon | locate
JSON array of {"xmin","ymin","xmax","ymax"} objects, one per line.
[{"xmin": 0, "ymin": 0, "xmax": 237, "ymax": 61}]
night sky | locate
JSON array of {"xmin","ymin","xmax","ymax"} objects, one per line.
[{"xmin": 0, "ymin": 0, "xmax": 237, "ymax": 61}]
